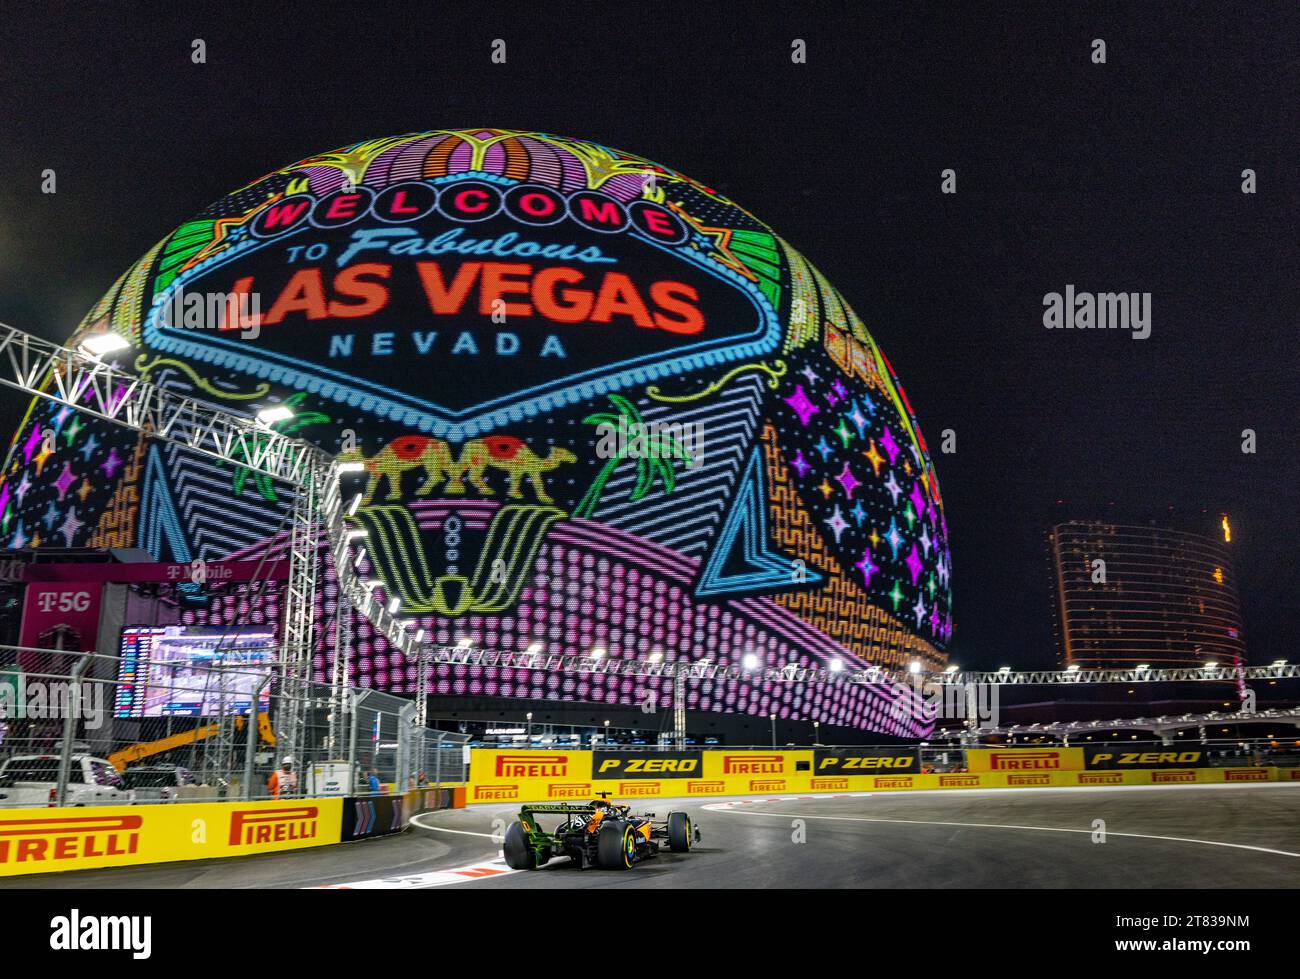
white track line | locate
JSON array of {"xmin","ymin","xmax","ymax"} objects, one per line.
[
  {"xmin": 408, "ymin": 812, "xmax": 499, "ymax": 837},
  {"xmin": 311, "ymin": 856, "xmax": 519, "ymax": 889},
  {"xmin": 708, "ymin": 800, "xmax": 1300, "ymax": 859},
  {"xmin": 316, "ymin": 812, "xmax": 572, "ymax": 888}
]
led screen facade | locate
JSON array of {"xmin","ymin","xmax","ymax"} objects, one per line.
[{"xmin": 3, "ymin": 130, "xmax": 952, "ymax": 735}]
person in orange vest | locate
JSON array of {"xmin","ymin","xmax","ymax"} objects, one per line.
[{"xmin": 267, "ymin": 756, "xmax": 298, "ymax": 799}]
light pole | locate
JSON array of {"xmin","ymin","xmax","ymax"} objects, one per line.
[
  {"xmin": 526, "ymin": 711, "xmax": 533, "ymax": 743},
  {"xmin": 813, "ymin": 720, "xmax": 820, "ymax": 746},
  {"xmin": 769, "ymin": 713, "xmax": 777, "ymax": 749},
  {"xmin": 603, "ymin": 719, "xmax": 610, "ymax": 745}
]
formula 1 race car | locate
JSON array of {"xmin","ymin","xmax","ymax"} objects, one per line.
[{"xmin": 502, "ymin": 792, "xmax": 701, "ymax": 870}]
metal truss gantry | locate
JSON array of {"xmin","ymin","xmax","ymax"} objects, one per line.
[
  {"xmin": 0, "ymin": 323, "xmax": 420, "ymax": 757},
  {"xmin": 410, "ymin": 644, "xmax": 1299, "ymax": 688},
  {"xmin": 942, "ymin": 706, "xmax": 1300, "ymax": 741}
]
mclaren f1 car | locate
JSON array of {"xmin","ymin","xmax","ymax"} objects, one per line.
[{"xmin": 502, "ymin": 792, "xmax": 700, "ymax": 870}]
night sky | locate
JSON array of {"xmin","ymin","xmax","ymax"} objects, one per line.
[{"xmin": 0, "ymin": 2, "xmax": 1294, "ymax": 670}]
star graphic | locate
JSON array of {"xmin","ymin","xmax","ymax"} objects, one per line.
[
  {"xmin": 835, "ymin": 462, "xmax": 860, "ymax": 498},
  {"xmin": 817, "ymin": 479, "xmax": 835, "ymax": 500},
  {"xmin": 849, "ymin": 501, "xmax": 867, "ymax": 526},
  {"xmin": 76, "ymin": 479, "xmax": 93, "ymax": 503},
  {"xmin": 814, "ymin": 436, "xmax": 834, "ymax": 460},
  {"xmin": 880, "ymin": 425, "xmax": 901, "ymax": 465},
  {"xmin": 833, "ymin": 419, "xmax": 854, "ymax": 447},
  {"xmin": 9, "ymin": 520, "xmax": 26, "ymax": 549},
  {"xmin": 904, "ymin": 543, "xmax": 924, "ymax": 585},
  {"xmin": 884, "ymin": 470, "xmax": 902, "ymax": 503},
  {"xmin": 863, "ymin": 439, "xmax": 885, "ymax": 476},
  {"xmin": 784, "ymin": 385, "xmax": 820, "ymax": 426},
  {"xmin": 179, "ymin": 207, "xmax": 261, "ymax": 271},
  {"xmin": 849, "ymin": 403, "xmax": 868, "ymax": 437},
  {"xmin": 33, "ymin": 440, "xmax": 54, "ymax": 475},
  {"xmin": 99, "ymin": 382, "xmax": 128, "ymax": 414},
  {"xmin": 54, "ymin": 462, "xmax": 77, "ymax": 500},
  {"xmin": 888, "ymin": 580, "xmax": 905, "ymax": 610},
  {"xmin": 52, "ymin": 405, "xmax": 71, "ymax": 433},
  {"xmin": 919, "ymin": 524, "xmax": 933, "ymax": 556},
  {"xmin": 63, "ymin": 416, "xmax": 82, "ymax": 446},
  {"xmin": 831, "ymin": 379, "xmax": 848, "ymax": 401},
  {"xmin": 42, "ymin": 499, "xmax": 59, "ymax": 530},
  {"xmin": 22, "ymin": 426, "xmax": 41, "ymax": 464},
  {"xmin": 869, "ymin": 526, "xmax": 881, "ymax": 549},
  {"xmin": 800, "ymin": 365, "xmax": 819, "ymax": 385},
  {"xmin": 670, "ymin": 206, "xmax": 759, "ymax": 282},
  {"xmin": 910, "ymin": 481, "xmax": 928, "ymax": 523},
  {"xmin": 884, "ymin": 517, "xmax": 904, "ymax": 559},
  {"xmin": 58, "ymin": 508, "xmax": 83, "ymax": 547},
  {"xmin": 824, "ymin": 505, "xmax": 849, "ymax": 544},
  {"xmin": 929, "ymin": 603, "xmax": 941, "ymax": 634},
  {"xmin": 904, "ymin": 502, "xmax": 916, "ymax": 530},
  {"xmin": 937, "ymin": 552, "xmax": 950, "ymax": 588},
  {"xmin": 14, "ymin": 473, "xmax": 31, "ymax": 502},
  {"xmin": 100, "ymin": 448, "xmax": 124, "ymax": 479},
  {"xmin": 912, "ymin": 593, "xmax": 928, "ymax": 628},
  {"xmin": 861, "ymin": 393, "xmax": 877, "ymax": 415},
  {"xmin": 926, "ymin": 571, "xmax": 937, "ymax": 599},
  {"xmin": 789, "ymin": 450, "xmax": 811, "ymax": 478},
  {"xmin": 79, "ymin": 433, "xmax": 100, "ymax": 461},
  {"xmin": 854, "ymin": 549, "xmax": 879, "ymax": 587}
]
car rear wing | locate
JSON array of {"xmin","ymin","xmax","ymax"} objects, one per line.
[{"xmin": 519, "ymin": 802, "xmax": 602, "ymax": 816}]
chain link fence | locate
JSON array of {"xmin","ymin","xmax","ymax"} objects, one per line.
[{"xmin": 0, "ymin": 643, "xmax": 467, "ymax": 808}]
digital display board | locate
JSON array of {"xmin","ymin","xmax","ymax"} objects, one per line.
[
  {"xmin": 9, "ymin": 130, "xmax": 952, "ymax": 735},
  {"xmin": 113, "ymin": 625, "xmax": 275, "ymax": 718}
]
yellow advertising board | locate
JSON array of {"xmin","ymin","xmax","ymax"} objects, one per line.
[
  {"xmin": 0, "ymin": 797, "xmax": 342, "ymax": 878},
  {"xmin": 468, "ymin": 749, "xmax": 819, "ymax": 803},
  {"xmin": 466, "ymin": 749, "xmax": 1287, "ymax": 803},
  {"xmin": 966, "ymin": 747, "xmax": 1085, "ymax": 772}
]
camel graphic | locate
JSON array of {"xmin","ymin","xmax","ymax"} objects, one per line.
[
  {"xmin": 448, "ymin": 436, "xmax": 577, "ymax": 504},
  {"xmin": 338, "ymin": 434, "xmax": 575, "ymax": 504},
  {"xmin": 337, "ymin": 435, "xmax": 454, "ymax": 503}
]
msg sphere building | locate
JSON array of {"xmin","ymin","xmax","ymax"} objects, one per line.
[{"xmin": 6, "ymin": 130, "xmax": 952, "ymax": 737}]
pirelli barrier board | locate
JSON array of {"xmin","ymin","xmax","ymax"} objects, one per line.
[
  {"xmin": 0, "ymin": 785, "xmax": 469, "ymax": 878},
  {"xmin": 468, "ymin": 749, "xmax": 1300, "ymax": 803},
  {"xmin": 966, "ymin": 747, "xmax": 1217, "ymax": 772},
  {"xmin": 0, "ymin": 798, "xmax": 344, "ymax": 878}
]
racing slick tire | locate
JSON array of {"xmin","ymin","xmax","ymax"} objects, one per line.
[
  {"xmin": 597, "ymin": 819, "xmax": 637, "ymax": 870},
  {"xmin": 667, "ymin": 811, "xmax": 692, "ymax": 853},
  {"xmin": 502, "ymin": 820, "xmax": 538, "ymax": 871}
]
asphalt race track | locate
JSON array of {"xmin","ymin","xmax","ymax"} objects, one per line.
[{"xmin": 5, "ymin": 783, "xmax": 1299, "ymax": 889}]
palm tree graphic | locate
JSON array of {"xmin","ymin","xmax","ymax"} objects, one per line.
[
  {"xmin": 229, "ymin": 392, "xmax": 331, "ymax": 502},
  {"xmin": 573, "ymin": 393, "xmax": 694, "ymax": 519}
]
